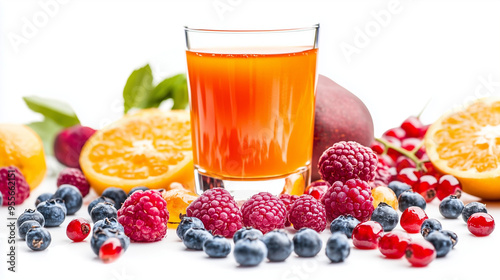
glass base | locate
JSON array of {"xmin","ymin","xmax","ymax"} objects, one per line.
[{"xmin": 194, "ymin": 165, "xmax": 311, "ymax": 201}]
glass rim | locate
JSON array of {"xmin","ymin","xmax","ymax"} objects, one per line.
[{"xmin": 184, "ymin": 24, "xmax": 319, "ymax": 34}]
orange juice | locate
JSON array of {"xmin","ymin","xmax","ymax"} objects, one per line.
[{"xmin": 186, "ymin": 47, "xmax": 317, "ymax": 179}]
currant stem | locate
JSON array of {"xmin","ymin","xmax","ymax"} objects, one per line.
[{"xmin": 375, "ymin": 137, "xmax": 427, "ymax": 172}]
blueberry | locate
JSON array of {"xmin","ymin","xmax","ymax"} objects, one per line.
[
  {"xmin": 90, "ymin": 228, "xmax": 130, "ymax": 255},
  {"xmin": 203, "ymin": 235, "xmax": 231, "ymax": 258},
  {"xmin": 176, "ymin": 216, "xmax": 204, "ymax": 241},
  {"xmin": 17, "ymin": 209, "xmax": 45, "ymax": 227},
  {"xmin": 183, "ymin": 227, "xmax": 213, "ymax": 250},
  {"xmin": 425, "ymin": 231, "xmax": 452, "ymax": 258},
  {"xmin": 398, "ymin": 191, "xmax": 426, "ymax": 212},
  {"xmin": 19, "ymin": 221, "xmax": 41, "ymax": 240},
  {"xmin": 261, "ymin": 230, "xmax": 293, "ymax": 262},
  {"xmin": 88, "ymin": 196, "xmax": 115, "ymax": 215},
  {"xmin": 439, "ymin": 195, "xmax": 464, "ymax": 219},
  {"xmin": 370, "ymin": 202, "xmax": 398, "ymax": 232},
  {"xmin": 53, "ymin": 184, "xmax": 83, "ymax": 215},
  {"xmin": 440, "ymin": 229, "xmax": 458, "ymax": 248},
  {"xmin": 93, "ymin": 217, "xmax": 124, "ymax": 234},
  {"xmin": 325, "ymin": 232, "xmax": 350, "ymax": 263},
  {"xmin": 128, "ymin": 186, "xmax": 149, "ymax": 197},
  {"xmin": 26, "ymin": 226, "xmax": 51, "ymax": 251},
  {"xmin": 420, "ymin": 218, "xmax": 442, "ymax": 237},
  {"xmin": 387, "ymin": 181, "xmax": 412, "ymax": 198},
  {"xmin": 293, "ymin": 228, "xmax": 322, "ymax": 257},
  {"xmin": 233, "ymin": 227, "xmax": 263, "ymax": 243},
  {"xmin": 35, "ymin": 193, "xmax": 53, "ymax": 207},
  {"xmin": 102, "ymin": 187, "xmax": 128, "ymax": 210},
  {"xmin": 330, "ymin": 215, "xmax": 360, "ymax": 238},
  {"xmin": 36, "ymin": 198, "xmax": 66, "ymax": 227},
  {"xmin": 234, "ymin": 237, "xmax": 268, "ymax": 266},
  {"xmin": 51, "ymin": 198, "xmax": 67, "ymax": 214},
  {"xmin": 462, "ymin": 202, "xmax": 487, "ymax": 223},
  {"xmin": 90, "ymin": 202, "xmax": 117, "ymax": 223}
]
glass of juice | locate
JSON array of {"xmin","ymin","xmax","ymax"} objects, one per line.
[{"xmin": 184, "ymin": 25, "xmax": 319, "ymax": 200}]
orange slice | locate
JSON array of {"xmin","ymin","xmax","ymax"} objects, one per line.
[
  {"xmin": 80, "ymin": 109, "xmax": 195, "ymax": 195},
  {"xmin": 0, "ymin": 124, "xmax": 46, "ymax": 189},
  {"xmin": 161, "ymin": 187, "xmax": 198, "ymax": 228},
  {"xmin": 425, "ymin": 98, "xmax": 500, "ymax": 199}
]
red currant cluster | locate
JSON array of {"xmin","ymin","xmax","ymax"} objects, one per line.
[{"xmin": 370, "ymin": 116, "xmax": 462, "ymax": 202}]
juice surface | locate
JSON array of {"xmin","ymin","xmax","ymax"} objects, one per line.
[{"xmin": 186, "ymin": 48, "xmax": 317, "ymax": 179}]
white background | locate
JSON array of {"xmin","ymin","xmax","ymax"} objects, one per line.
[{"xmin": 1, "ymin": 1, "xmax": 500, "ymax": 280}]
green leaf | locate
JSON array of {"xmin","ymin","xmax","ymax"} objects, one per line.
[
  {"xmin": 26, "ymin": 118, "xmax": 65, "ymax": 156},
  {"xmin": 145, "ymin": 74, "xmax": 189, "ymax": 110},
  {"xmin": 123, "ymin": 64, "xmax": 154, "ymax": 113},
  {"xmin": 23, "ymin": 96, "xmax": 80, "ymax": 127}
]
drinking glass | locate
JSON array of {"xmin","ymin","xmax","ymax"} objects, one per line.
[{"xmin": 184, "ymin": 25, "xmax": 319, "ymax": 200}]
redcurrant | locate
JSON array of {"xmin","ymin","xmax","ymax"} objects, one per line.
[
  {"xmin": 401, "ymin": 116, "xmax": 423, "ymax": 138},
  {"xmin": 412, "ymin": 175, "xmax": 437, "ymax": 203},
  {"xmin": 383, "ymin": 127, "xmax": 407, "ymax": 140},
  {"xmin": 400, "ymin": 206, "xmax": 428, "ymax": 233},
  {"xmin": 66, "ymin": 218, "xmax": 91, "ymax": 242},
  {"xmin": 467, "ymin": 213, "xmax": 495, "ymax": 237},
  {"xmin": 352, "ymin": 221, "xmax": 383, "ymax": 249},
  {"xmin": 378, "ymin": 231, "xmax": 411, "ymax": 259},
  {"xmin": 405, "ymin": 239, "xmax": 436, "ymax": 267},
  {"xmin": 397, "ymin": 168, "xmax": 421, "ymax": 187},
  {"xmin": 437, "ymin": 175, "xmax": 462, "ymax": 200},
  {"xmin": 304, "ymin": 180, "xmax": 330, "ymax": 200},
  {"xmin": 99, "ymin": 237, "xmax": 123, "ymax": 263}
]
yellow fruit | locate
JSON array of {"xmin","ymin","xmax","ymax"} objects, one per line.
[
  {"xmin": 0, "ymin": 124, "xmax": 46, "ymax": 189},
  {"xmin": 162, "ymin": 187, "xmax": 198, "ymax": 228},
  {"xmin": 80, "ymin": 109, "xmax": 195, "ymax": 195},
  {"xmin": 425, "ymin": 98, "xmax": 500, "ymax": 200},
  {"xmin": 281, "ymin": 174, "xmax": 306, "ymax": 196},
  {"xmin": 371, "ymin": 186, "xmax": 398, "ymax": 210}
]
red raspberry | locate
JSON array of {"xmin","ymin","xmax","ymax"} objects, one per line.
[
  {"xmin": 278, "ymin": 193, "xmax": 300, "ymax": 227},
  {"xmin": 186, "ymin": 188, "xmax": 242, "ymax": 238},
  {"xmin": 321, "ymin": 179, "xmax": 374, "ymax": 223},
  {"xmin": 287, "ymin": 195, "xmax": 326, "ymax": 232},
  {"xmin": 0, "ymin": 166, "xmax": 30, "ymax": 206},
  {"xmin": 318, "ymin": 141, "xmax": 378, "ymax": 185},
  {"xmin": 117, "ymin": 190, "xmax": 169, "ymax": 242},
  {"xmin": 241, "ymin": 192, "xmax": 287, "ymax": 234},
  {"xmin": 56, "ymin": 168, "xmax": 91, "ymax": 197},
  {"xmin": 370, "ymin": 161, "xmax": 392, "ymax": 188}
]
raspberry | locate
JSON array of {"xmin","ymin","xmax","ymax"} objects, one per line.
[
  {"xmin": 56, "ymin": 168, "xmax": 91, "ymax": 197},
  {"xmin": 186, "ymin": 188, "xmax": 242, "ymax": 238},
  {"xmin": 370, "ymin": 161, "xmax": 392, "ymax": 188},
  {"xmin": 278, "ymin": 193, "xmax": 300, "ymax": 227},
  {"xmin": 321, "ymin": 179, "xmax": 374, "ymax": 223},
  {"xmin": 0, "ymin": 166, "xmax": 30, "ymax": 206},
  {"xmin": 241, "ymin": 192, "xmax": 287, "ymax": 234},
  {"xmin": 318, "ymin": 141, "xmax": 378, "ymax": 185},
  {"xmin": 117, "ymin": 190, "xmax": 169, "ymax": 242},
  {"xmin": 287, "ymin": 195, "xmax": 326, "ymax": 232}
]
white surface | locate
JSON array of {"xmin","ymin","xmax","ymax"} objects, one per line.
[{"xmin": 1, "ymin": 1, "xmax": 500, "ymax": 279}]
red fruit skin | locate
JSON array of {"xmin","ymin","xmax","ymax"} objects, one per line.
[
  {"xmin": 405, "ymin": 239, "xmax": 436, "ymax": 267},
  {"xmin": 401, "ymin": 116, "xmax": 423, "ymax": 138},
  {"xmin": 54, "ymin": 125, "xmax": 96, "ymax": 168},
  {"xmin": 396, "ymin": 168, "xmax": 421, "ymax": 187},
  {"xmin": 304, "ymin": 180, "xmax": 330, "ymax": 200},
  {"xmin": 352, "ymin": 221, "xmax": 383, "ymax": 249},
  {"xmin": 412, "ymin": 175, "xmax": 437, "ymax": 203},
  {"xmin": 0, "ymin": 166, "xmax": 30, "ymax": 206},
  {"xmin": 437, "ymin": 175, "xmax": 462, "ymax": 200},
  {"xmin": 400, "ymin": 206, "xmax": 428, "ymax": 233},
  {"xmin": 395, "ymin": 156, "xmax": 416, "ymax": 173},
  {"xmin": 322, "ymin": 179, "xmax": 374, "ymax": 223},
  {"xmin": 379, "ymin": 231, "xmax": 412, "ymax": 259},
  {"xmin": 311, "ymin": 75, "xmax": 374, "ymax": 181},
  {"xmin": 66, "ymin": 218, "xmax": 91, "ymax": 242},
  {"xmin": 383, "ymin": 127, "xmax": 407, "ymax": 140},
  {"xmin": 99, "ymin": 238, "xmax": 123, "ymax": 263},
  {"xmin": 467, "ymin": 213, "xmax": 495, "ymax": 237}
]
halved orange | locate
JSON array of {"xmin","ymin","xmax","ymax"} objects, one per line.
[
  {"xmin": 0, "ymin": 124, "xmax": 46, "ymax": 189},
  {"xmin": 425, "ymin": 98, "xmax": 500, "ymax": 200},
  {"xmin": 80, "ymin": 109, "xmax": 195, "ymax": 195}
]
